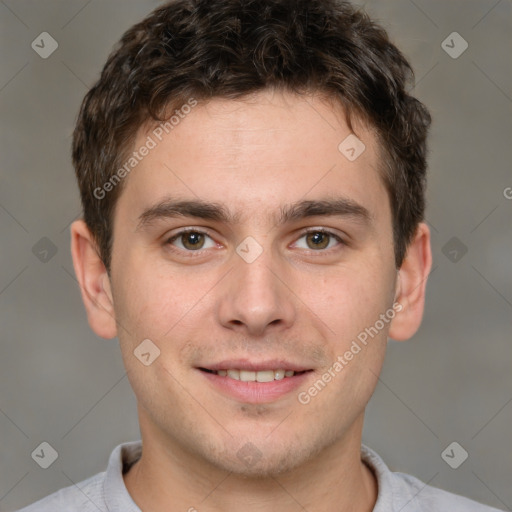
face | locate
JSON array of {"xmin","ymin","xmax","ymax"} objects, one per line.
[{"xmin": 99, "ymin": 90, "xmax": 401, "ymax": 475}]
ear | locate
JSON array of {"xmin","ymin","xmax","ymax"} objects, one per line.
[
  {"xmin": 70, "ymin": 219, "xmax": 117, "ymax": 339},
  {"xmin": 388, "ymin": 222, "xmax": 432, "ymax": 341}
]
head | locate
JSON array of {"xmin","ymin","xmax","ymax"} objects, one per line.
[{"xmin": 71, "ymin": 0, "xmax": 432, "ymax": 477}]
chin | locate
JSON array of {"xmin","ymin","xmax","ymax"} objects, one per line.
[
  {"xmin": 217, "ymin": 449, "xmax": 306, "ymax": 478},
  {"xmin": 199, "ymin": 432, "xmax": 321, "ymax": 478}
]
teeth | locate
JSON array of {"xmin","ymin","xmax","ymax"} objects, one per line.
[
  {"xmin": 256, "ymin": 371, "xmax": 274, "ymax": 383},
  {"xmin": 274, "ymin": 369, "xmax": 285, "ymax": 380},
  {"xmin": 214, "ymin": 369, "xmax": 295, "ymax": 381},
  {"xmin": 239, "ymin": 370, "xmax": 256, "ymax": 382}
]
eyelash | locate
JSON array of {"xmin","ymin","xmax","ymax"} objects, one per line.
[{"xmin": 165, "ymin": 227, "xmax": 345, "ymax": 256}]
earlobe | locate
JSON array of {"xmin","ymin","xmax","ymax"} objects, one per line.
[
  {"xmin": 70, "ymin": 219, "xmax": 118, "ymax": 339},
  {"xmin": 388, "ymin": 222, "xmax": 432, "ymax": 341}
]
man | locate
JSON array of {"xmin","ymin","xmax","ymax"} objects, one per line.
[{"xmin": 17, "ymin": 0, "xmax": 504, "ymax": 511}]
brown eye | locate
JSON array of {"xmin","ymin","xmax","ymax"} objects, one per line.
[
  {"xmin": 305, "ymin": 231, "xmax": 330, "ymax": 250},
  {"xmin": 180, "ymin": 231, "xmax": 205, "ymax": 250},
  {"xmin": 167, "ymin": 229, "xmax": 216, "ymax": 252},
  {"xmin": 294, "ymin": 229, "xmax": 344, "ymax": 252}
]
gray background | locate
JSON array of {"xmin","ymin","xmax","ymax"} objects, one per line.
[{"xmin": 0, "ymin": 0, "xmax": 511, "ymax": 510}]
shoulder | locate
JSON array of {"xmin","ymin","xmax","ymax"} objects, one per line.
[
  {"xmin": 361, "ymin": 444, "xmax": 505, "ymax": 512},
  {"xmin": 14, "ymin": 471, "xmax": 107, "ymax": 512},
  {"xmin": 14, "ymin": 441, "xmax": 142, "ymax": 512},
  {"xmin": 392, "ymin": 470, "xmax": 505, "ymax": 512}
]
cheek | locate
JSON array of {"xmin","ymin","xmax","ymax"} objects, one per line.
[
  {"xmin": 299, "ymin": 267, "xmax": 392, "ymax": 411},
  {"xmin": 303, "ymin": 260, "xmax": 395, "ymax": 342},
  {"xmin": 113, "ymin": 259, "xmax": 204, "ymax": 339}
]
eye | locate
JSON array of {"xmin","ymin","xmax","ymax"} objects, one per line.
[
  {"xmin": 165, "ymin": 227, "xmax": 344, "ymax": 255},
  {"xmin": 293, "ymin": 229, "xmax": 344, "ymax": 252},
  {"xmin": 166, "ymin": 229, "xmax": 217, "ymax": 252}
]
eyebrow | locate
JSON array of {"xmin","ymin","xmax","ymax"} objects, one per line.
[{"xmin": 135, "ymin": 196, "xmax": 372, "ymax": 232}]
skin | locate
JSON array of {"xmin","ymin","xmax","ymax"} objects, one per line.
[{"xmin": 71, "ymin": 89, "xmax": 431, "ymax": 512}]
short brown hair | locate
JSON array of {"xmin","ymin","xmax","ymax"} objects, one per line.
[{"xmin": 72, "ymin": 0, "xmax": 431, "ymax": 272}]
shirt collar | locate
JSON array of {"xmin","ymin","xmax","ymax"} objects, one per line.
[
  {"xmin": 102, "ymin": 440, "xmax": 398, "ymax": 512},
  {"xmin": 103, "ymin": 440, "xmax": 143, "ymax": 512}
]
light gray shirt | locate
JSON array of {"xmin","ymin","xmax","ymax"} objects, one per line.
[{"xmin": 15, "ymin": 440, "xmax": 504, "ymax": 511}]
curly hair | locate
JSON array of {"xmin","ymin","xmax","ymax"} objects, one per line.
[{"xmin": 72, "ymin": 0, "xmax": 431, "ymax": 272}]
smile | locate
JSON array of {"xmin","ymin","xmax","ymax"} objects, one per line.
[
  {"xmin": 199, "ymin": 368, "xmax": 307, "ymax": 382},
  {"xmin": 197, "ymin": 365, "xmax": 314, "ymax": 403}
]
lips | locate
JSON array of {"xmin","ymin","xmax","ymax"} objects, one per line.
[{"xmin": 198, "ymin": 363, "xmax": 314, "ymax": 403}]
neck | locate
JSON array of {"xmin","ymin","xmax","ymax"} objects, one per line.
[{"xmin": 124, "ymin": 414, "xmax": 377, "ymax": 512}]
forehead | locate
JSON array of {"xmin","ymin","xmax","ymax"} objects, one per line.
[{"xmin": 116, "ymin": 89, "xmax": 387, "ymax": 227}]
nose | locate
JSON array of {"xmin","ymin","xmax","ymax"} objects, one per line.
[{"xmin": 215, "ymin": 243, "xmax": 297, "ymax": 337}]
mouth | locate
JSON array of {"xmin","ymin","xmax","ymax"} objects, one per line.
[
  {"xmin": 198, "ymin": 367, "xmax": 311, "ymax": 382},
  {"xmin": 196, "ymin": 361, "xmax": 314, "ymax": 403}
]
